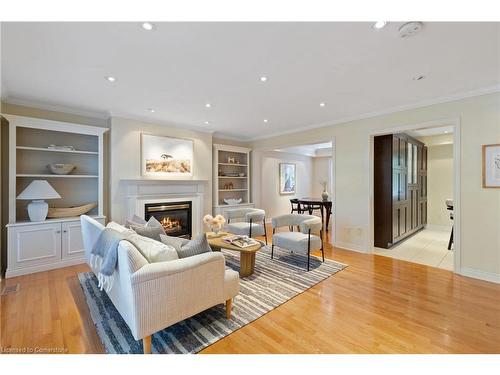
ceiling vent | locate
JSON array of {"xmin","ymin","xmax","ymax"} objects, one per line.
[{"xmin": 398, "ymin": 22, "xmax": 423, "ymax": 38}]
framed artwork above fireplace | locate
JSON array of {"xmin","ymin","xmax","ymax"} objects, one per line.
[{"xmin": 141, "ymin": 133, "xmax": 194, "ymax": 177}]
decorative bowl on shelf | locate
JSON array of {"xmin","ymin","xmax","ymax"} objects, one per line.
[
  {"xmin": 48, "ymin": 145, "xmax": 75, "ymax": 151},
  {"xmin": 224, "ymin": 198, "xmax": 242, "ymax": 205},
  {"xmin": 48, "ymin": 163, "xmax": 76, "ymax": 175},
  {"xmin": 47, "ymin": 202, "xmax": 97, "ymax": 218},
  {"xmin": 238, "ymin": 173, "xmax": 245, "ymax": 177}
]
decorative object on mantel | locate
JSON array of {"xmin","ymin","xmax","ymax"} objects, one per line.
[
  {"xmin": 48, "ymin": 144, "xmax": 75, "ymax": 151},
  {"xmin": 279, "ymin": 163, "xmax": 296, "ymax": 195},
  {"xmin": 203, "ymin": 214, "xmax": 226, "ymax": 236},
  {"xmin": 48, "ymin": 163, "xmax": 76, "ymax": 175},
  {"xmin": 141, "ymin": 133, "xmax": 193, "ymax": 177},
  {"xmin": 16, "ymin": 180, "xmax": 62, "ymax": 222},
  {"xmin": 482, "ymin": 144, "xmax": 500, "ymax": 188},
  {"xmin": 47, "ymin": 202, "xmax": 97, "ymax": 218},
  {"xmin": 224, "ymin": 198, "xmax": 242, "ymax": 205},
  {"xmin": 320, "ymin": 180, "xmax": 330, "ymax": 201}
]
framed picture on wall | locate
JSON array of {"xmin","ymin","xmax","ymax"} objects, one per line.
[
  {"xmin": 141, "ymin": 133, "xmax": 193, "ymax": 177},
  {"xmin": 279, "ymin": 163, "xmax": 296, "ymax": 194},
  {"xmin": 482, "ymin": 144, "xmax": 500, "ymax": 188}
]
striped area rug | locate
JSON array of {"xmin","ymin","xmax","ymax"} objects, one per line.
[{"xmin": 78, "ymin": 245, "xmax": 347, "ymax": 354}]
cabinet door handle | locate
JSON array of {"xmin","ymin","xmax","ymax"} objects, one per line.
[
  {"xmin": 63, "ymin": 230, "xmax": 67, "ymax": 233},
  {"xmin": 56, "ymin": 230, "xmax": 61, "ymax": 234}
]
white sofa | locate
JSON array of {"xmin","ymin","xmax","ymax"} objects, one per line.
[{"xmin": 80, "ymin": 215, "xmax": 240, "ymax": 353}]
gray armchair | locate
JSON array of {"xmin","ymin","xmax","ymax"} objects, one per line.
[
  {"xmin": 225, "ymin": 208, "xmax": 268, "ymax": 245},
  {"xmin": 271, "ymin": 214, "xmax": 324, "ymax": 271}
]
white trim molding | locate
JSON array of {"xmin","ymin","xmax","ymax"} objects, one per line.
[
  {"xmin": 458, "ymin": 267, "xmax": 500, "ymax": 284},
  {"xmin": 333, "ymin": 241, "xmax": 369, "ymax": 254}
]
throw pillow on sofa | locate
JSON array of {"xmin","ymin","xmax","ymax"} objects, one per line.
[
  {"xmin": 125, "ymin": 214, "xmax": 147, "ymax": 228},
  {"xmin": 130, "ymin": 224, "xmax": 165, "ymax": 241},
  {"xmin": 106, "ymin": 221, "xmax": 135, "ymax": 235},
  {"xmin": 126, "ymin": 215, "xmax": 163, "ymax": 229},
  {"xmin": 126, "ymin": 233, "xmax": 178, "ymax": 263},
  {"xmin": 160, "ymin": 234, "xmax": 190, "ymax": 252},
  {"xmin": 175, "ymin": 233, "xmax": 212, "ymax": 259}
]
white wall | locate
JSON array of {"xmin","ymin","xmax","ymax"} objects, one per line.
[
  {"xmin": 312, "ymin": 157, "xmax": 332, "ymax": 197},
  {"xmin": 426, "ymin": 143, "xmax": 454, "ymax": 228},
  {"xmin": 251, "ymin": 92, "xmax": 500, "ymax": 283},
  {"xmin": 256, "ymin": 151, "xmax": 313, "ymax": 219},
  {"xmin": 109, "ymin": 117, "xmax": 213, "ymax": 223}
]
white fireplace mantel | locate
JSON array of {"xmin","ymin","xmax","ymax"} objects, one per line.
[{"xmin": 120, "ymin": 178, "xmax": 208, "ymax": 237}]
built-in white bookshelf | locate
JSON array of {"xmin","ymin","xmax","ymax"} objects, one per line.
[
  {"xmin": 6, "ymin": 116, "xmax": 106, "ymax": 222},
  {"xmin": 213, "ymin": 144, "xmax": 254, "ymax": 216},
  {"xmin": 2, "ymin": 114, "xmax": 108, "ymax": 277}
]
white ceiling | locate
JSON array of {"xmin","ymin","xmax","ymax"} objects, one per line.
[{"xmin": 1, "ymin": 22, "xmax": 499, "ymax": 140}]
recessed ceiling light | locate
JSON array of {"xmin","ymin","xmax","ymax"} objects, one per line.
[
  {"xmin": 373, "ymin": 21, "xmax": 387, "ymax": 29},
  {"xmin": 319, "ymin": 102, "xmax": 326, "ymax": 107},
  {"xmin": 147, "ymin": 108, "xmax": 155, "ymax": 113},
  {"xmin": 141, "ymin": 22, "xmax": 155, "ymax": 31},
  {"xmin": 105, "ymin": 76, "xmax": 116, "ymax": 82},
  {"xmin": 260, "ymin": 76, "xmax": 268, "ymax": 82},
  {"xmin": 444, "ymin": 130, "xmax": 449, "ymax": 134},
  {"xmin": 204, "ymin": 121, "xmax": 210, "ymax": 125},
  {"xmin": 205, "ymin": 103, "xmax": 212, "ymax": 108},
  {"xmin": 413, "ymin": 75, "xmax": 426, "ymax": 81},
  {"xmin": 263, "ymin": 119, "xmax": 268, "ymax": 123}
]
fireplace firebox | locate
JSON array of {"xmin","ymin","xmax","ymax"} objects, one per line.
[{"xmin": 144, "ymin": 201, "xmax": 192, "ymax": 239}]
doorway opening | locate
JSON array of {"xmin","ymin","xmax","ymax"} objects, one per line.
[
  {"xmin": 371, "ymin": 122, "xmax": 458, "ymax": 271},
  {"xmin": 253, "ymin": 139, "xmax": 335, "ymax": 242}
]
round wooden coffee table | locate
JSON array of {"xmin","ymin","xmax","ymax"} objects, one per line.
[{"xmin": 206, "ymin": 232, "xmax": 262, "ymax": 277}]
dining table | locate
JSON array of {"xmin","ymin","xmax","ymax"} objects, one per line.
[{"xmin": 297, "ymin": 197, "xmax": 333, "ymax": 231}]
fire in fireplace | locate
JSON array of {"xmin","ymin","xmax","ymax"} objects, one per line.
[{"xmin": 144, "ymin": 201, "xmax": 192, "ymax": 239}]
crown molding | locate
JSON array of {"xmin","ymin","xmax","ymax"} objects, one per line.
[
  {"xmin": 248, "ymin": 85, "xmax": 500, "ymax": 142},
  {"xmin": 212, "ymin": 131, "xmax": 252, "ymax": 142},
  {"xmin": 1, "ymin": 96, "xmax": 111, "ymax": 120},
  {"xmin": 109, "ymin": 112, "xmax": 215, "ymax": 136},
  {"xmin": 4, "ymin": 84, "xmax": 499, "ymax": 142}
]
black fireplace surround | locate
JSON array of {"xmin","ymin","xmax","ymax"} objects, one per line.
[{"xmin": 144, "ymin": 201, "xmax": 192, "ymax": 239}]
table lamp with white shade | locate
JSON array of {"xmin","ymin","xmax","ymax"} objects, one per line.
[{"xmin": 16, "ymin": 180, "xmax": 61, "ymax": 222}]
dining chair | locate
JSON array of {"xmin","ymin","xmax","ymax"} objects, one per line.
[
  {"xmin": 289, "ymin": 199, "xmax": 301, "ymax": 231},
  {"xmin": 446, "ymin": 199, "xmax": 453, "ymax": 250}
]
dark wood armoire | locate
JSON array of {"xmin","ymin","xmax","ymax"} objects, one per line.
[{"xmin": 374, "ymin": 133, "xmax": 427, "ymax": 248}]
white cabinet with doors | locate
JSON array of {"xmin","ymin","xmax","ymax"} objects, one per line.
[{"xmin": 6, "ymin": 217, "xmax": 105, "ymax": 277}]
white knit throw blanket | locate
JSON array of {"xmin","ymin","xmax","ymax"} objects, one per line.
[{"xmin": 90, "ymin": 254, "xmax": 115, "ymax": 292}]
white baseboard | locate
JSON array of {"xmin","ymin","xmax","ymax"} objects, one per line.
[
  {"xmin": 458, "ymin": 267, "xmax": 500, "ymax": 284},
  {"xmin": 5, "ymin": 257, "xmax": 86, "ymax": 278},
  {"xmin": 333, "ymin": 241, "xmax": 369, "ymax": 253}
]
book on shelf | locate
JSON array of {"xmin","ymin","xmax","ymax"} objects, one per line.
[{"xmin": 222, "ymin": 235, "xmax": 258, "ymax": 248}]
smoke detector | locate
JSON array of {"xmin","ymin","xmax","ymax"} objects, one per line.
[{"xmin": 398, "ymin": 22, "xmax": 423, "ymax": 38}]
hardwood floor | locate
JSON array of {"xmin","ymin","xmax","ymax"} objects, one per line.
[{"xmin": 1, "ymin": 226, "xmax": 500, "ymax": 354}]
